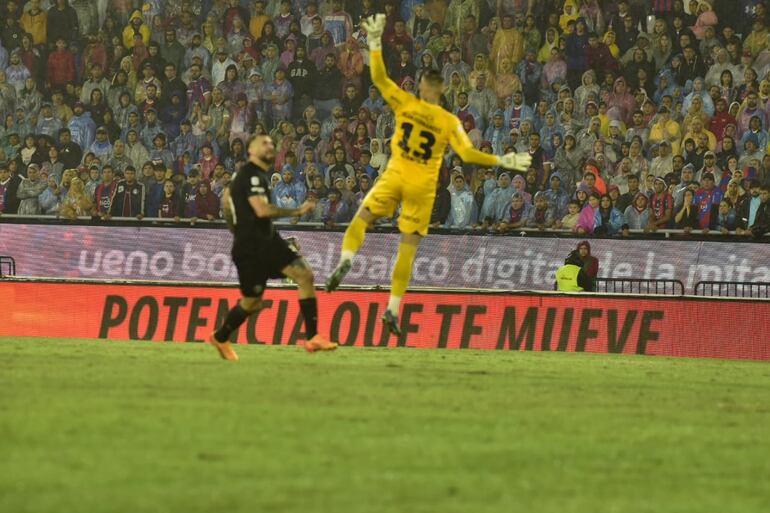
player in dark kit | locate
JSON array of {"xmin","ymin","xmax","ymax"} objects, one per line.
[{"xmin": 207, "ymin": 134, "xmax": 337, "ymax": 360}]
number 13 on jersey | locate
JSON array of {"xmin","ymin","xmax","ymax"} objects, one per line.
[{"xmin": 398, "ymin": 122, "xmax": 436, "ymax": 162}]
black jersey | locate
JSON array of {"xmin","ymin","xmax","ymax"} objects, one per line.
[{"xmin": 228, "ymin": 162, "xmax": 275, "ymax": 254}]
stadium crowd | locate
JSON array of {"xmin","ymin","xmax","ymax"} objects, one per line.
[{"xmin": 0, "ymin": 0, "xmax": 770, "ymax": 237}]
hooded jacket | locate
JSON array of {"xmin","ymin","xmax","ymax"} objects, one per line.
[
  {"xmin": 16, "ymin": 175, "xmax": 48, "ymax": 215},
  {"xmin": 446, "ymin": 182, "xmax": 475, "ymax": 228},
  {"xmin": 574, "ymin": 70, "xmax": 600, "ymax": 111},
  {"xmin": 538, "ymin": 28, "xmax": 560, "ymax": 64},
  {"xmin": 480, "ymin": 179, "xmax": 514, "ymax": 222},
  {"xmin": 576, "ymin": 240, "xmax": 599, "ymax": 281},
  {"xmin": 526, "ymin": 192, "xmax": 555, "ymax": 228},
  {"xmin": 704, "ymin": 48, "xmax": 737, "ymax": 87},
  {"xmin": 623, "ymin": 193, "xmax": 650, "ymax": 229},
  {"xmin": 369, "ymin": 138, "xmax": 388, "ymax": 173},
  {"xmin": 67, "ymin": 111, "xmax": 96, "ymax": 152},
  {"xmin": 123, "ymin": 10, "xmax": 151, "ymax": 49},
  {"xmin": 576, "ymin": 202, "xmax": 598, "ymax": 233},
  {"xmin": 559, "ymin": 0, "xmax": 579, "ymax": 31},
  {"xmin": 603, "ymin": 77, "xmax": 637, "ymax": 125},
  {"xmin": 511, "ymin": 174, "xmax": 532, "ymax": 205},
  {"xmin": 20, "ymin": 6, "xmax": 47, "ymax": 46}
]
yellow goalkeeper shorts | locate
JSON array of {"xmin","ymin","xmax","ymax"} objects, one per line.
[{"xmin": 361, "ymin": 168, "xmax": 436, "ymax": 236}]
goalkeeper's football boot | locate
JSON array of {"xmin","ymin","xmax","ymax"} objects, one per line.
[
  {"xmin": 325, "ymin": 259, "xmax": 352, "ymax": 292},
  {"xmin": 206, "ymin": 333, "xmax": 240, "ymax": 361},
  {"xmin": 305, "ymin": 334, "xmax": 338, "ymax": 353},
  {"xmin": 381, "ymin": 310, "xmax": 402, "ymax": 338}
]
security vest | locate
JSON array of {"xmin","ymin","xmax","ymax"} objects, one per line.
[{"xmin": 556, "ymin": 264, "xmax": 584, "ymax": 292}]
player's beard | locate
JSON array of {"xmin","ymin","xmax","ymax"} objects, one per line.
[{"xmin": 262, "ymin": 152, "xmax": 276, "ymax": 166}]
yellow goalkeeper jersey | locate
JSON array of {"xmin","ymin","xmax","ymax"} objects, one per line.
[{"xmin": 371, "ymin": 50, "xmax": 499, "ymax": 189}]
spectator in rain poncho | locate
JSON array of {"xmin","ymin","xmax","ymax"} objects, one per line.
[
  {"xmin": 705, "ymin": 48, "xmax": 737, "ymax": 87},
  {"xmin": 574, "ymin": 70, "xmax": 600, "ymax": 113},
  {"xmin": 483, "ymin": 111, "xmax": 509, "ymax": 155},
  {"xmin": 526, "ymin": 191, "xmax": 555, "ymax": 228},
  {"xmin": 499, "ymin": 191, "xmax": 532, "ymax": 231},
  {"xmin": 5, "ymin": 51, "xmax": 31, "ymax": 96},
  {"xmin": 35, "ymin": 103, "xmax": 62, "ymax": 138},
  {"xmin": 88, "ymin": 126, "xmax": 113, "ymax": 162},
  {"xmin": 544, "ymin": 172, "xmax": 570, "ymax": 219},
  {"xmin": 16, "ymin": 163, "xmax": 47, "ymax": 215},
  {"xmin": 603, "ymin": 76, "xmax": 637, "ymax": 125},
  {"xmin": 576, "ymin": 192, "xmax": 601, "ymax": 233},
  {"xmin": 273, "ymin": 168, "xmax": 307, "ymax": 218},
  {"xmin": 480, "ymin": 172, "xmax": 514, "ymax": 224},
  {"xmin": 511, "ymin": 174, "xmax": 532, "ymax": 205},
  {"xmin": 624, "ymin": 192, "xmax": 651, "ymax": 230},
  {"xmin": 446, "ymin": 173, "xmax": 476, "ymax": 228},
  {"xmin": 122, "ymin": 10, "xmax": 150, "ymax": 49},
  {"xmin": 538, "ymin": 27, "xmax": 560, "ymax": 64},
  {"xmin": 320, "ymin": 187, "xmax": 352, "ymax": 225},
  {"xmin": 67, "ymin": 102, "xmax": 96, "ymax": 151},
  {"xmin": 682, "ymin": 77, "xmax": 715, "ymax": 117}
]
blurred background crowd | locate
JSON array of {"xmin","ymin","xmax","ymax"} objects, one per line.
[{"xmin": 0, "ymin": 0, "xmax": 769, "ymax": 236}]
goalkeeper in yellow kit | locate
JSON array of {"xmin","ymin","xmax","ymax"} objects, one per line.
[{"xmin": 325, "ymin": 14, "xmax": 532, "ymax": 336}]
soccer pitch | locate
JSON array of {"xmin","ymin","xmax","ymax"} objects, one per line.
[{"xmin": 1, "ymin": 338, "xmax": 768, "ymax": 513}]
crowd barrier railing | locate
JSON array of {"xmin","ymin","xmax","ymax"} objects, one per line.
[
  {"xmin": 594, "ymin": 278, "xmax": 685, "ymax": 296},
  {"xmin": 0, "ymin": 256, "xmax": 16, "ymax": 278},
  {"xmin": 694, "ymin": 281, "xmax": 770, "ymax": 298}
]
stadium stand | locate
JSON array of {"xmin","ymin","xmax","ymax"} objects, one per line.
[{"xmin": 1, "ymin": 0, "xmax": 770, "ymax": 239}]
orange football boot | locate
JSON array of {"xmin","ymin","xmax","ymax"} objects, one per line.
[
  {"xmin": 305, "ymin": 335, "xmax": 338, "ymax": 353},
  {"xmin": 207, "ymin": 333, "xmax": 240, "ymax": 361}
]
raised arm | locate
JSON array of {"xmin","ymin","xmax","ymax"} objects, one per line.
[
  {"xmin": 363, "ymin": 15, "xmax": 410, "ymax": 109},
  {"xmin": 448, "ymin": 117, "xmax": 534, "ymax": 171},
  {"xmin": 370, "ymin": 49, "xmax": 412, "ymax": 109},
  {"xmin": 448, "ymin": 118, "xmax": 504, "ymax": 168},
  {"xmin": 363, "ymin": 14, "xmax": 533, "ymax": 172}
]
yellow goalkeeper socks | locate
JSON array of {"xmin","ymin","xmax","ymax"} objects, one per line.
[
  {"xmin": 341, "ymin": 215, "xmax": 369, "ymax": 261},
  {"xmin": 389, "ymin": 242, "xmax": 418, "ymax": 314}
]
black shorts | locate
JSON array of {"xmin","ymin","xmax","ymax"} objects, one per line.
[{"xmin": 232, "ymin": 234, "xmax": 299, "ymax": 297}]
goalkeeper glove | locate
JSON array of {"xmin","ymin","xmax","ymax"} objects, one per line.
[
  {"xmin": 361, "ymin": 14, "xmax": 386, "ymax": 51},
  {"xmin": 498, "ymin": 152, "xmax": 533, "ymax": 171}
]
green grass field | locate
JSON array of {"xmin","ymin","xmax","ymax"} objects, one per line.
[{"xmin": 1, "ymin": 338, "xmax": 769, "ymax": 513}]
